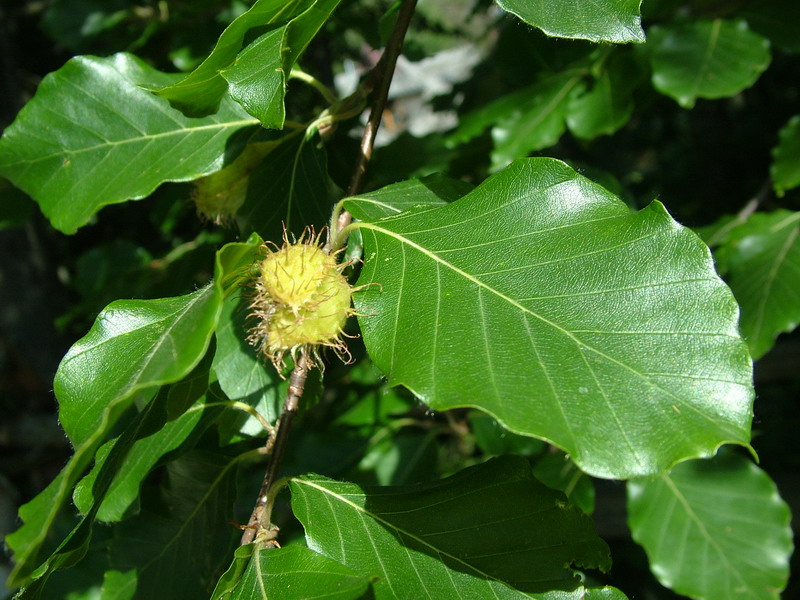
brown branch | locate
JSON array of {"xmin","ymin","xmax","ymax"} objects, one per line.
[
  {"xmin": 240, "ymin": 354, "xmax": 310, "ymax": 546},
  {"xmin": 330, "ymin": 0, "xmax": 419, "ymax": 248},
  {"xmin": 241, "ymin": 0, "xmax": 418, "ymax": 547}
]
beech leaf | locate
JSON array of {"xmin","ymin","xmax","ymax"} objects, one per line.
[
  {"xmin": 494, "ymin": 0, "xmax": 645, "ymax": 44},
  {"xmin": 647, "ymin": 20, "xmax": 771, "ymax": 109},
  {"xmin": 350, "ymin": 158, "xmax": 753, "ymax": 479},
  {"xmin": 290, "ymin": 456, "xmax": 611, "ymax": 598},
  {"xmin": 628, "ymin": 452, "xmax": 793, "ymax": 599},
  {"xmin": 0, "ymin": 53, "xmax": 259, "ymax": 233}
]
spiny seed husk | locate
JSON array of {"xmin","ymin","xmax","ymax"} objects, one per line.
[{"xmin": 248, "ymin": 237, "xmax": 352, "ymax": 369}]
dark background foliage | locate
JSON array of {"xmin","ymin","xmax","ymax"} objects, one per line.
[{"xmin": 1, "ymin": 1, "xmax": 798, "ymax": 598}]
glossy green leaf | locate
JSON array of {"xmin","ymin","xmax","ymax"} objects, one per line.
[
  {"xmin": 494, "ymin": 0, "xmax": 644, "ymax": 43},
  {"xmin": 771, "ymin": 114, "xmax": 800, "ymax": 195},
  {"xmin": 236, "ymin": 134, "xmax": 338, "ymax": 241},
  {"xmin": 647, "ymin": 20, "xmax": 771, "ymax": 109},
  {"xmin": 55, "ymin": 285, "xmax": 221, "ymax": 446},
  {"xmin": 6, "ymin": 283, "xmax": 222, "ymax": 586},
  {"xmin": 221, "ymin": 0, "xmax": 342, "ymax": 126},
  {"xmin": 717, "ymin": 211, "xmax": 800, "ymax": 359},
  {"xmin": 153, "ymin": 0, "xmax": 313, "ymax": 116},
  {"xmin": 108, "ymin": 451, "xmax": 239, "ymax": 600},
  {"xmin": 345, "ymin": 173, "xmax": 473, "ymax": 222},
  {"xmin": 0, "ymin": 53, "xmax": 259, "ymax": 234},
  {"xmin": 290, "ymin": 456, "xmax": 611, "ymax": 598},
  {"xmin": 211, "ymin": 545, "xmax": 371, "ymax": 600},
  {"xmin": 353, "ymin": 158, "xmax": 753, "ymax": 478},
  {"xmin": 583, "ymin": 588, "xmax": 628, "ymax": 600},
  {"xmin": 628, "ymin": 452, "xmax": 793, "ymax": 600}
]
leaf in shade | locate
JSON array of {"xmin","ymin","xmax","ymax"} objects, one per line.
[
  {"xmin": 532, "ymin": 452, "xmax": 595, "ymax": 515},
  {"xmin": 494, "ymin": 0, "xmax": 644, "ymax": 43},
  {"xmin": 213, "ymin": 291, "xmax": 284, "ymax": 434},
  {"xmin": 353, "ymin": 158, "xmax": 753, "ymax": 479},
  {"xmin": 771, "ymin": 114, "xmax": 800, "ymax": 195},
  {"xmin": 647, "ymin": 20, "xmax": 771, "ymax": 109},
  {"xmin": 72, "ymin": 360, "xmax": 221, "ymax": 521},
  {"xmin": 290, "ymin": 456, "xmax": 611, "ymax": 599},
  {"xmin": 211, "ymin": 545, "xmax": 371, "ymax": 600},
  {"xmin": 109, "ymin": 451, "xmax": 239, "ymax": 600},
  {"xmin": 236, "ymin": 134, "xmax": 338, "ymax": 241},
  {"xmin": 345, "ymin": 173, "xmax": 473, "ymax": 222},
  {"xmin": 153, "ymin": 0, "xmax": 313, "ymax": 116},
  {"xmin": 0, "ymin": 53, "xmax": 259, "ymax": 234},
  {"xmin": 5, "ymin": 283, "xmax": 222, "ymax": 587},
  {"xmin": 713, "ymin": 211, "xmax": 800, "ymax": 359},
  {"xmin": 221, "ymin": 0, "xmax": 343, "ymax": 126},
  {"xmin": 628, "ymin": 452, "xmax": 793, "ymax": 600},
  {"xmin": 566, "ymin": 51, "xmax": 640, "ymax": 140}
]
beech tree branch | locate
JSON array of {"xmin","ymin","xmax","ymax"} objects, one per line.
[
  {"xmin": 330, "ymin": 0, "xmax": 419, "ymax": 249},
  {"xmin": 242, "ymin": 0, "xmax": 418, "ymax": 547}
]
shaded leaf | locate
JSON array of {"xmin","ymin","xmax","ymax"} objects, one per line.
[
  {"xmin": 290, "ymin": 456, "xmax": 611, "ymax": 598},
  {"xmin": 494, "ymin": 0, "xmax": 645, "ymax": 44},
  {"xmin": 771, "ymin": 114, "xmax": 800, "ymax": 195},
  {"xmin": 716, "ymin": 211, "xmax": 800, "ymax": 359},
  {"xmin": 533, "ymin": 452, "xmax": 595, "ymax": 515},
  {"xmin": 0, "ymin": 53, "xmax": 259, "ymax": 234},
  {"xmin": 221, "ymin": 0, "xmax": 343, "ymax": 126},
  {"xmin": 6, "ymin": 284, "xmax": 222, "ymax": 586},
  {"xmin": 647, "ymin": 20, "xmax": 771, "ymax": 109},
  {"xmin": 469, "ymin": 410, "xmax": 546, "ymax": 457},
  {"xmin": 353, "ymin": 158, "xmax": 753, "ymax": 478},
  {"xmin": 153, "ymin": 0, "xmax": 313, "ymax": 116},
  {"xmin": 13, "ymin": 385, "xmax": 199, "ymax": 598},
  {"xmin": 740, "ymin": 0, "xmax": 800, "ymax": 54},
  {"xmin": 109, "ymin": 451, "xmax": 239, "ymax": 600},
  {"xmin": 566, "ymin": 51, "xmax": 640, "ymax": 139},
  {"xmin": 628, "ymin": 452, "xmax": 792, "ymax": 600},
  {"xmin": 211, "ymin": 544, "xmax": 371, "ymax": 600},
  {"xmin": 72, "ymin": 359, "xmax": 220, "ymax": 521},
  {"xmin": 236, "ymin": 134, "xmax": 337, "ymax": 241}
]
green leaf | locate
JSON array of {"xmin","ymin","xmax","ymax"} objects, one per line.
[
  {"xmin": 56, "ymin": 286, "xmax": 221, "ymax": 446},
  {"xmin": 532, "ymin": 452, "xmax": 595, "ymax": 515},
  {"xmin": 72, "ymin": 360, "xmax": 220, "ymax": 521},
  {"xmin": 345, "ymin": 173, "xmax": 473, "ymax": 222},
  {"xmin": 108, "ymin": 451, "xmax": 239, "ymax": 600},
  {"xmin": 717, "ymin": 211, "xmax": 800, "ymax": 359},
  {"xmin": 6, "ymin": 284, "xmax": 222, "ymax": 586},
  {"xmin": 628, "ymin": 452, "xmax": 793, "ymax": 600},
  {"xmin": 153, "ymin": 0, "xmax": 313, "ymax": 116},
  {"xmin": 290, "ymin": 456, "xmax": 610, "ymax": 598},
  {"xmin": 236, "ymin": 134, "xmax": 338, "ymax": 241},
  {"xmin": 353, "ymin": 158, "xmax": 753, "ymax": 478},
  {"xmin": 469, "ymin": 411, "xmax": 547, "ymax": 457},
  {"xmin": 647, "ymin": 19, "xmax": 771, "ymax": 109},
  {"xmin": 213, "ymin": 292, "xmax": 284, "ymax": 432},
  {"xmin": 0, "ymin": 53, "xmax": 259, "ymax": 234},
  {"xmin": 771, "ymin": 114, "xmax": 800, "ymax": 195},
  {"xmin": 494, "ymin": 0, "xmax": 645, "ymax": 44},
  {"xmin": 490, "ymin": 73, "xmax": 583, "ymax": 168},
  {"xmin": 221, "ymin": 0, "xmax": 343, "ymax": 126},
  {"xmin": 211, "ymin": 545, "xmax": 371, "ymax": 600},
  {"xmin": 566, "ymin": 51, "xmax": 640, "ymax": 139}
]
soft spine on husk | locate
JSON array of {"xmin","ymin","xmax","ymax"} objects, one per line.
[{"xmin": 247, "ymin": 228, "xmax": 354, "ymax": 371}]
